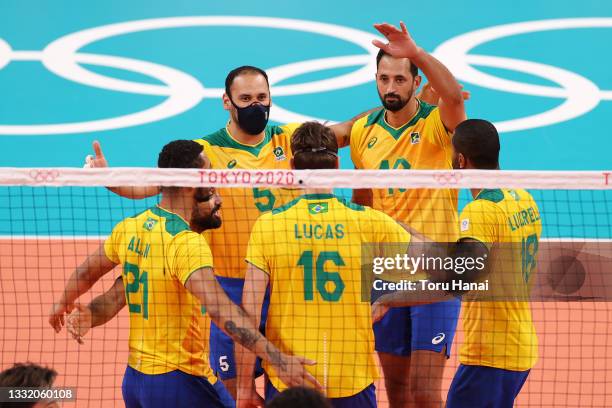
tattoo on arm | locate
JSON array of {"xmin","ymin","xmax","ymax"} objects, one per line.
[
  {"xmin": 224, "ymin": 320, "xmax": 261, "ymax": 349},
  {"xmin": 265, "ymin": 342, "xmax": 288, "ymax": 372}
]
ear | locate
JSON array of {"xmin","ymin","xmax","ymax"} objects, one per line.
[
  {"xmin": 335, "ymin": 157, "xmax": 340, "ymax": 169},
  {"xmin": 222, "ymin": 93, "xmax": 232, "ymax": 112},
  {"xmin": 459, "ymin": 153, "xmax": 467, "ymax": 169},
  {"xmin": 290, "ymin": 158, "xmax": 295, "ymax": 170},
  {"xmin": 414, "ymin": 75, "xmax": 422, "ymax": 89}
]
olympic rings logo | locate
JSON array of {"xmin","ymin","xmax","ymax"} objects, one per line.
[
  {"xmin": 0, "ymin": 16, "xmax": 610, "ymax": 135},
  {"xmin": 29, "ymin": 169, "xmax": 60, "ymax": 182},
  {"xmin": 433, "ymin": 172, "xmax": 463, "ymax": 185}
]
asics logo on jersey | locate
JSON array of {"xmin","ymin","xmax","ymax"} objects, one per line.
[
  {"xmin": 410, "ymin": 132, "xmax": 420, "ymax": 144},
  {"xmin": 367, "ymin": 137, "xmax": 378, "ymax": 149},
  {"xmin": 227, "ymin": 159, "xmax": 237, "ymax": 169},
  {"xmin": 273, "ymin": 146, "xmax": 286, "ymax": 161},
  {"xmin": 432, "ymin": 333, "xmax": 446, "ymax": 345}
]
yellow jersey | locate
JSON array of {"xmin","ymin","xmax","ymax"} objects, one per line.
[
  {"xmin": 350, "ymin": 101, "xmax": 459, "ymax": 241},
  {"xmin": 104, "ymin": 205, "xmax": 217, "ymax": 382},
  {"xmin": 195, "ymin": 123, "xmax": 301, "ymax": 279},
  {"xmin": 245, "ymin": 193, "xmax": 410, "ymax": 397},
  {"xmin": 458, "ymin": 188, "xmax": 542, "ymax": 371}
]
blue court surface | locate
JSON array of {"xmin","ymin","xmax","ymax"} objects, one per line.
[{"xmin": 0, "ymin": 0, "xmax": 610, "ymax": 237}]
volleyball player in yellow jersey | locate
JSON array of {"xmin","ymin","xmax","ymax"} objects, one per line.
[
  {"xmin": 374, "ymin": 119, "xmax": 541, "ymax": 408},
  {"xmin": 50, "ymin": 140, "xmax": 319, "ymax": 408},
  {"xmin": 350, "ymin": 22, "xmax": 467, "ymax": 407},
  {"xmin": 87, "ymin": 65, "xmax": 359, "ymax": 398},
  {"xmin": 236, "ymin": 122, "xmax": 412, "ymax": 408}
]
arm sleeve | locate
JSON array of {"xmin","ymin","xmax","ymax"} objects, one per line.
[
  {"xmin": 169, "ymin": 231, "xmax": 215, "ymax": 286},
  {"xmin": 349, "ymin": 117, "xmax": 366, "ymax": 169},
  {"xmin": 459, "ymin": 200, "xmax": 502, "ymax": 249},
  {"xmin": 103, "ymin": 222, "xmax": 122, "ymax": 264},
  {"xmin": 245, "ymin": 217, "xmax": 271, "ymax": 275}
]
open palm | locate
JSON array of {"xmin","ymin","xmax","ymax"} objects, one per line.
[{"xmin": 372, "ymin": 22, "xmax": 420, "ymax": 59}]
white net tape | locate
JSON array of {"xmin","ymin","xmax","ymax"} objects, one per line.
[{"xmin": 3, "ymin": 168, "xmax": 612, "ymax": 189}]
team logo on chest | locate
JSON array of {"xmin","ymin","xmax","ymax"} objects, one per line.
[
  {"xmin": 227, "ymin": 159, "xmax": 237, "ymax": 168},
  {"xmin": 143, "ymin": 217, "xmax": 158, "ymax": 231},
  {"xmin": 308, "ymin": 202, "xmax": 329, "ymax": 214},
  {"xmin": 410, "ymin": 132, "xmax": 420, "ymax": 144},
  {"xmin": 273, "ymin": 146, "xmax": 287, "ymax": 161}
]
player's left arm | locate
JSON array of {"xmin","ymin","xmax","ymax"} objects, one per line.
[
  {"xmin": 65, "ymin": 276, "xmax": 126, "ymax": 344},
  {"xmin": 236, "ymin": 263, "xmax": 269, "ymax": 408},
  {"xmin": 373, "ymin": 21, "xmax": 466, "ymax": 131},
  {"xmin": 329, "ymin": 107, "xmax": 381, "ymax": 148},
  {"xmin": 49, "ymin": 244, "xmax": 118, "ymax": 333}
]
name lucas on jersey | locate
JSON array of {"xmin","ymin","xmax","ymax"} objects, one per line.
[{"xmin": 294, "ymin": 223, "xmax": 345, "ymax": 240}]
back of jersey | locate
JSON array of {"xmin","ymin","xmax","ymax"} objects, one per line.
[
  {"xmin": 104, "ymin": 206, "xmax": 216, "ymax": 382},
  {"xmin": 246, "ymin": 193, "xmax": 410, "ymax": 397},
  {"xmin": 458, "ymin": 188, "xmax": 542, "ymax": 371}
]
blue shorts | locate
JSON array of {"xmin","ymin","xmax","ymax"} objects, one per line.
[
  {"xmin": 373, "ymin": 298, "xmax": 461, "ymax": 356},
  {"xmin": 447, "ymin": 364, "xmax": 530, "ymax": 408},
  {"xmin": 265, "ymin": 381, "xmax": 376, "ymax": 408},
  {"xmin": 121, "ymin": 365, "xmax": 232, "ymax": 408},
  {"xmin": 209, "ymin": 276, "xmax": 269, "ymax": 380}
]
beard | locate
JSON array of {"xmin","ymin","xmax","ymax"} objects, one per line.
[
  {"xmin": 379, "ymin": 90, "xmax": 412, "ymax": 112},
  {"xmin": 191, "ymin": 203, "xmax": 222, "ymax": 233}
]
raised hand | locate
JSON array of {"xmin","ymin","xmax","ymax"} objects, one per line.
[
  {"xmin": 84, "ymin": 140, "xmax": 108, "ymax": 168},
  {"xmin": 66, "ymin": 303, "xmax": 93, "ymax": 345},
  {"xmin": 372, "ymin": 21, "xmax": 422, "ymax": 59}
]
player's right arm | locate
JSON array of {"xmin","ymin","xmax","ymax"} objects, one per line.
[
  {"xmin": 184, "ymin": 267, "xmax": 321, "ymax": 390},
  {"xmin": 236, "ymin": 263, "xmax": 269, "ymax": 408},
  {"xmin": 86, "ymin": 141, "xmax": 160, "ymax": 199}
]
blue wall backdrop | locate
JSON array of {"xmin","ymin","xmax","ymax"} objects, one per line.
[{"xmin": 1, "ymin": 0, "xmax": 610, "ymax": 237}]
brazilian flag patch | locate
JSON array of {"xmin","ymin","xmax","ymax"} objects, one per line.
[
  {"xmin": 143, "ymin": 217, "xmax": 158, "ymax": 231},
  {"xmin": 308, "ymin": 202, "xmax": 328, "ymax": 214}
]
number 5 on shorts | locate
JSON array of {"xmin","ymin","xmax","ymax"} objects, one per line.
[{"xmin": 219, "ymin": 355, "xmax": 230, "ymax": 372}]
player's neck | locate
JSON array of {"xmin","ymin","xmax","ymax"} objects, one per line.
[
  {"xmin": 227, "ymin": 120, "xmax": 265, "ymax": 145},
  {"xmin": 158, "ymin": 194, "xmax": 191, "ymax": 225},
  {"xmin": 303, "ymin": 188, "xmax": 334, "ymax": 196},
  {"xmin": 384, "ymin": 98, "xmax": 420, "ymax": 128}
]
